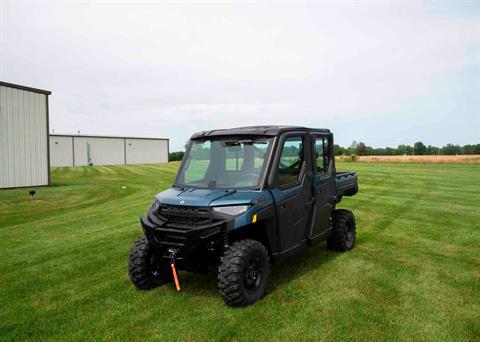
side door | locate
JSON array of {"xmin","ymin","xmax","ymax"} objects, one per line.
[
  {"xmin": 269, "ymin": 133, "xmax": 314, "ymax": 253},
  {"xmin": 309, "ymin": 133, "xmax": 336, "ymax": 240}
]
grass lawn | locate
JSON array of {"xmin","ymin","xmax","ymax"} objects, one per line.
[{"xmin": 0, "ymin": 162, "xmax": 479, "ymax": 341}]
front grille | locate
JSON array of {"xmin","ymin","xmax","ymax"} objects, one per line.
[{"xmin": 156, "ymin": 204, "xmax": 212, "ymax": 228}]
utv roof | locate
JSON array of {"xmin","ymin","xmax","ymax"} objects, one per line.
[{"xmin": 191, "ymin": 125, "xmax": 330, "ymax": 139}]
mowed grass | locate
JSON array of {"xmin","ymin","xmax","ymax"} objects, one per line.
[{"xmin": 0, "ymin": 162, "xmax": 479, "ymax": 341}]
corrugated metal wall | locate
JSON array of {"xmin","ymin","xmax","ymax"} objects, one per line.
[
  {"xmin": 0, "ymin": 85, "xmax": 49, "ymax": 188},
  {"xmin": 49, "ymin": 135, "xmax": 169, "ymax": 167},
  {"xmin": 73, "ymin": 136, "xmax": 125, "ymax": 166},
  {"xmin": 49, "ymin": 136, "xmax": 73, "ymax": 167},
  {"xmin": 125, "ymin": 138, "xmax": 168, "ymax": 164}
]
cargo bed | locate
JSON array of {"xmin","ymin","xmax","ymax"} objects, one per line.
[{"xmin": 335, "ymin": 171, "xmax": 358, "ymax": 197}]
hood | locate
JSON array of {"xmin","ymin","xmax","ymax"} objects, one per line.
[{"xmin": 155, "ymin": 187, "xmax": 269, "ymax": 207}]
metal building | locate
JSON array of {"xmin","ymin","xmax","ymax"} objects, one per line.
[
  {"xmin": 49, "ymin": 134, "xmax": 169, "ymax": 167},
  {"xmin": 0, "ymin": 82, "xmax": 51, "ymax": 189}
]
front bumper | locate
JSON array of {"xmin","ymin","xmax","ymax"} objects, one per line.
[{"xmin": 140, "ymin": 206, "xmax": 233, "ymax": 271}]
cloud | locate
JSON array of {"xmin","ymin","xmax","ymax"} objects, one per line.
[{"xmin": 1, "ymin": 2, "xmax": 478, "ymax": 149}]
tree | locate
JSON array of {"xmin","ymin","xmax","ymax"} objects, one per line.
[
  {"xmin": 441, "ymin": 144, "xmax": 462, "ymax": 155},
  {"xmin": 413, "ymin": 141, "xmax": 427, "ymax": 155},
  {"xmin": 365, "ymin": 146, "xmax": 374, "ymax": 156},
  {"xmin": 474, "ymin": 144, "xmax": 480, "ymax": 154},
  {"xmin": 334, "ymin": 144, "xmax": 346, "ymax": 155},
  {"xmin": 463, "ymin": 145, "xmax": 474, "ymax": 155},
  {"xmin": 385, "ymin": 147, "xmax": 396, "ymax": 155},
  {"xmin": 373, "ymin": 147, "xmax": 387, "ymax": 156},
  {"xmin": 462, "ymin": 144, "xmax": 480, "ymax": 155},
  {"xmin": 168, "ymin": 151, "xmax": 184, "ymax": 161},
  {"xmin": 355, "ymin": 142, "xmax": 368, "ymax": 156},
  {"xmin": 396, "ymin": 144, "xmax": 413, "ymax": 155},
  {"xmin": 426, "ymin": 145, "xmax": 439, "ymax": 155}
]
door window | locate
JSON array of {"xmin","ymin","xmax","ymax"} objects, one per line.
[
  {"xmin": 278, "ymin": 136, "xmax": 304, "ymax": 186},
  {"xmin": 314, "ymin": 137, "xmax": 330, "ymax": 173}
]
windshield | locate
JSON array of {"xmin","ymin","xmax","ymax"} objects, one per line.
[{"xmin": 176, "ymin": 137, "xmax": 274, "ymax": 189}]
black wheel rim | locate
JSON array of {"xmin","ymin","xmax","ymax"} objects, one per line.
[
  {"xmin": 243, "ymin": 257, "xmax": 263, "ymax": 293},
  {"xmin": 345, "ymin": 222, "xmax": 355, "ymax": 248}
]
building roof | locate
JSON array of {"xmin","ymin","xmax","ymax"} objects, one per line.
[
  {"xmin": 191, "ymin": 125, "xmax": 330, "ymax": 139},
  {"xmin": 0, "ymin": 81, "xmax": 52, "ymax": 95},
  {"xmin": 50, "ymin": 133, "xmax": 168, "ymax": 141}
]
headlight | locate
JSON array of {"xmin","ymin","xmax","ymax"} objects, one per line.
[
  {"xmin": 151, "ymin": 200, "xmax": 161, "ymax": 209},
  {"xmin": 212, "ymin": 205, "xmax": 249, "ymax": 216}
]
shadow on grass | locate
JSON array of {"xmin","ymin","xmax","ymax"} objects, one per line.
[
  {"xmin": 49, "ymin": 181, "xmax": 73, "ymax": 187},
  {"xmin": 173, "ymin": 241, "xmax": 357, "ymax": 300},
  {"xmin": 268, "ymin": 243, "xmax": 339, "ymax": 293}
]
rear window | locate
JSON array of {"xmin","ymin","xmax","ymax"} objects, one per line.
[{"xmin": 314, "ymin": 136, "xmax": 330, "ymax": 173}]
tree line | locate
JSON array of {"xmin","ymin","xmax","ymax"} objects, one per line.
[
  {"xmin": 169, "ymin": 141, "xmax": 480, "ymax": 161},
  {"xmin": 336, "ymin": 141, "xmax": 480, "ymax": 156},
  {"xmin": 169, "ymin": 151, "xmax": 185, "ymax": 161}
]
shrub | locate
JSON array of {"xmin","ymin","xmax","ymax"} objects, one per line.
[{"xmin": 345, "ymin": 154, "xmax": 358, "ymax": 162}]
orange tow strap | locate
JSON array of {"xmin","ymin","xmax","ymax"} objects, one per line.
[{"xmin": 170, "ymin": 263, "xmax": 181, "ymax": 291}]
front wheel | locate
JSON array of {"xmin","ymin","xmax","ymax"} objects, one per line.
[
  {"xmin": 128, "ymin": 236, "xmax": 172, "ymax": 290},
  {"xmin": 218, "ymin": 239, "xmax": 271, "ymax": 307},
  {"xmin": 327, "ymin": 209, "xmax": 356, "ymax": 252}
]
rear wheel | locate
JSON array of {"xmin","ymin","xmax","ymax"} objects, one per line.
[
  {"xmin": 128, "ymin": 236, "xmax": 172, "ymax": 290},
  {"xmin": 218, "ymin": 239, "xmax": 270, "ymax": 307},
  {"xmin": 327, "ymin": 209, "xmax": 356, "ymax": 252}
]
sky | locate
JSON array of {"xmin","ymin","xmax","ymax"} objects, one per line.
[{"xmin": 1, "ymin": 1, "xmax": 479, "ymax": 151}]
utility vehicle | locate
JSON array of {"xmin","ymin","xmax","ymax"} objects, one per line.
[{"xmin": 128, "ymin": 126, "xmax": 358, "ymax": 306}]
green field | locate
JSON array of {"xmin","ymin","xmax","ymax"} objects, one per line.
[{"xmin": 1, "ymin": 163, "xmax": 479, "ymax": 341}]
